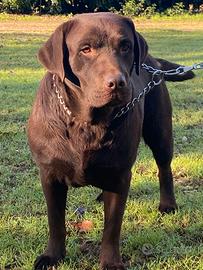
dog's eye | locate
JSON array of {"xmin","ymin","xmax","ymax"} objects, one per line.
[
  {"xmin": 120, "ymin": 43, "xmax": 131, "ymax": 53},
  {"xmin": 81, "ymin": 45, "xmax": 91, "ymax": 54}
]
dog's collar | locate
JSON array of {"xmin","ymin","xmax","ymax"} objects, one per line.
[{"xmin": 53, "ymin": 74, "xmax": 72, "ymax": 117}]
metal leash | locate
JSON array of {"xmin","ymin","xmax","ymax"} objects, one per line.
[
  {"xmin": 142, "ymin": 62, "xmax": 203, "ymax": 76},
  {"xmin": 113, "ymin": 62, "xmax": 203, "ymax": 119}
]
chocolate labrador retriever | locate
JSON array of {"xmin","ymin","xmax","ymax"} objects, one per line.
[{"xmin": 27, "ymin": 12, "xmax": 194, "ymax": 270}]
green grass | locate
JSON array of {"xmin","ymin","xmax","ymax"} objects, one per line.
[{"xmin": 0, "ymin": 14, "xmax": 203, "ymax": 270}]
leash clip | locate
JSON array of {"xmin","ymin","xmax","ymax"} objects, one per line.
[
  {"xmin": 177, "ymin": 62, "xmax": 203, "ymax": 75},
  {"xmin": 178, "ymin": 65, "xmax": 193, "ymax": 74},
  {"xmin": 193, "ymin": 63, "xmax": 203, "ymax": 70}
]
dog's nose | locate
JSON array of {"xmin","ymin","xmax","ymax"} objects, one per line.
[{"xmin": 105, "ymin": 74, "xmax": 127, "ymax": 91}]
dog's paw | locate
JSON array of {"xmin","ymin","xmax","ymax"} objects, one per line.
[
  {"xmin": 100, "ymin": 262, "xmax": 126, "ymax": 270},
  {"xmin": 100, "ymin": 254, "xmax": 126, "ymax": 270},
  {"xmin": 34, "ymin": 254, "xmax": 62, "ymax": 270},
  {"xmin": 159, "ymin": 202, "xmax": 177, "ymax": 214}
]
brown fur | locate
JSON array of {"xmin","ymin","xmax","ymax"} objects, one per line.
[{"xmin": 27, "ymin": 13, "xmax": 193, "ymax": 270}]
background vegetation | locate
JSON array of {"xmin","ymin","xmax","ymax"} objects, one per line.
[
  {"xmin": 0, "ymin": 13, "xmax": 203, "ymax": 270},
  {"xmin": 0, "ymin": 0, "xmax": 203, "ymax": 15}
]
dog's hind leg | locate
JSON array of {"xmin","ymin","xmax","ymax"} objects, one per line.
[{"xmin": 142, "ymin": 83, "xmax": 177, "ymax": 213}]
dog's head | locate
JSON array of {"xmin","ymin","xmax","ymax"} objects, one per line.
[{"xmin": 38, "ymin": 13, "xmax": 148, "ymax": 108}]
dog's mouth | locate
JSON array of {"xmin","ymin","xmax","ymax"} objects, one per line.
[{"xmin": 90, "ymin": 89, "xmax": 132, "ymax": 108}]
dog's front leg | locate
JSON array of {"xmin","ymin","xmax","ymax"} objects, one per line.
[
  {"xmin": 100, "ymin": 171, "xmax": 131, "ymax": 270},
  {"xmin": 34, "ymin": 168, "xmax": 67, "ymax": 270}
]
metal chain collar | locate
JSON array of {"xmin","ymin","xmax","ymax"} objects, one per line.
[
  {"xmin": 53, "ymin": 62, "xmax": 203, "ymax": 120},
  {"xmin": 53, "ymin": 74, "xmax": 72, "ymax": 116}
]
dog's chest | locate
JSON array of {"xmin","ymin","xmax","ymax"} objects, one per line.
[
  {"xmin": 61, "ymin": 123, "xmax": 115, "ymax": 186},
  {"xmin": 68, "ymin": 122, "xmax": 115, "ymax": 168},
  {"xmin": 68, "ymin": 122, "xmax": 109, "ymax": 151},
  {"xmin": 62, "ymin": 114, "xmax": 142, "ymax": 189}
]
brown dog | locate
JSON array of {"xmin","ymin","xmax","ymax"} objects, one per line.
[{"xmin": 27, "ymin": 12, "xmax": 194, "ymax": 270}]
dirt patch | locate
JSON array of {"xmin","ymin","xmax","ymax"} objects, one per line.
[
  {"xmin": 1, "ymin": 16, "xmax": 203, "ymax": 34},
  {"xmin": 175, "ymin": 177, "xmax": 203, "ymax": 192}
]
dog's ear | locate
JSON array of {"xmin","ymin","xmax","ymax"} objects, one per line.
[
  {"xmin": 126, "ymin": 18, "xmax": 148, "ymax": 75},
  {"xmin": 134, "ymin": 32, "xmax": 148, "ymax": 75},
  {"xmin": 38, "ymin": 20, "xmax": 79, "ymax": 84}
]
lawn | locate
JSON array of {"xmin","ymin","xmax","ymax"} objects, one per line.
[{"xmin": 0, "ymin": 14, "xmax": 203, "ymax": 270}]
